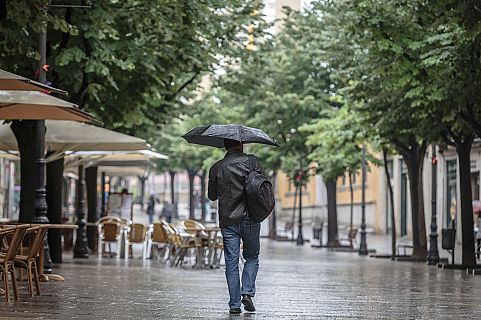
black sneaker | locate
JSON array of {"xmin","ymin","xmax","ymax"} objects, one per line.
[
  {"xmin": 242, "ymin": 295, "xmax": 256, "ymax": 312},
  {"xmin": 229, "ymin": 308, "xmax": 242, "ymax": 314}
]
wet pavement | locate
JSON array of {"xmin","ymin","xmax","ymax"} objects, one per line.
[{"xmin": 1, "ymin": 240, "xmax": 481, "ymax": 319}]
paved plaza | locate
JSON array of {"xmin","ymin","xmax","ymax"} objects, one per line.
[{"xmin": 1, "ymin": 239, "xmax": 481, "ymax": 319}]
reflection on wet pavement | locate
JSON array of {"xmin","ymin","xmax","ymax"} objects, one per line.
[{"xmin": 1, "ymin": 239, "xmax": 481, "ymax": 319}]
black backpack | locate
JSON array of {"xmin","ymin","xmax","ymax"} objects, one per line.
[{"xmin": 244, "ymin": 155, "xmax": 275, "ymax": 223}]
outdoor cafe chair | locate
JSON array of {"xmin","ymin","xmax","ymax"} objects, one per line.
[
  {"xmin": 146, "ymin": 220, "xmax": 170, "ymax": 261},
  {"xmin": 14, "ymin": 226, "xmax": 48, "ymax": 297},
  {"xmin": 167, "ymin": 224, "xmax": 196, "ymax": 267},
  {"xmin": 127, "ymin": 223, "xmax": 148, "ymax": 259},
  {"xmin": 0, "ymin": 224, "xmax": 29, "ymax": 302},
  {"xmin": 97, "ymin": 217, "xmax": 126, "ymax": 258}
]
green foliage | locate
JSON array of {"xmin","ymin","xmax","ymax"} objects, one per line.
[
  {"xmin": 153, "ymin": 89, "xmax": 245, "ymax": 174},
  {"xmin": 0, "ymin": 0, "xmax": 264, "ymax": 140},
  {"xmin": 219, "ymin": 7, "xmax": 332, "ymax": 182},
  {"xmin": 303, "ymin": 107, "xmax": 365, "ymax": 181}
]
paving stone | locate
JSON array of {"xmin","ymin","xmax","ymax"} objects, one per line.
[{"xmin": 0, "ymin": 240, "xmax": 480, "ymax": 319}]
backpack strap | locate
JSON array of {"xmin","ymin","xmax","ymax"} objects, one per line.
[{"xmin": 248, "ymin": 154, "xmax": 256, "ymax": 172}]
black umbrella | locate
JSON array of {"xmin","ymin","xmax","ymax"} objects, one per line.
[{"xmin": 182, "ymin": 124, "xmax": 278, "ymax": 148}]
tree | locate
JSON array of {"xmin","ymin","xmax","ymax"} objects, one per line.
[
  {"xmin": 219, "ymin": 7, "xmax": 332, "ymax": 238},
  {"xmin": 304, "ymin": 107, "xmax": 367, "ymax": 247},
  {"xmin": 1, "ymin": 0, "xmax": 263, "ymax": 222},
  {"xmin": 307, "ymin": 0, "xmax": 439, "ymax": 258}
]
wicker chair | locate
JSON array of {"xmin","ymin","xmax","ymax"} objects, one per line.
[
  {"xmin": 181, "ymin": 220, "xmax": 211, "ymax": 268},
  {"xmin": 147, "ymin": 220, "xmax": 170, "ymax": 261},
  {"xmin": 127, "ymin": 223, "xmax": 148, "ymax": 259},
  {"xmin": 97, "ymin": 217, "xmax": 127, "ymax": 258},
  {"xmin": 0, "ymin": 225, "xmax": 30, "ymax": 302},
  {"xmin": 14, "ymin": 226, "xmax": 47, "ymax": 297},
  {"xmin": 167, "ymin": 224, "xmax": 196, "ymax": 267}
]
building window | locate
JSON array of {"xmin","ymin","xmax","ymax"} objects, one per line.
[{"xmin": 446, "ymin": 160, "xmax": 457, "ymax": 227}]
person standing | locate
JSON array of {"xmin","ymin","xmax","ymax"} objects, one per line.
[
  {"xmin": 208, "ymin": 138, "xmax": 262, "ymax": 314},
  {"xmin": 476, "ymin": 212, "xmax": 481, "ymax": 260},
  {"xmin": 146, "ymin": 193, "xmax": 155, "ymax": 225},
  {"xmin": 160, "ymin": 200, "xmax": 174, "ymax": 223}
]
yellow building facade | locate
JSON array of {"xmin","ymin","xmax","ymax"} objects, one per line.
[{"xmin": 275, "ymin": 161, "xmax": 386, "ymax": 236}]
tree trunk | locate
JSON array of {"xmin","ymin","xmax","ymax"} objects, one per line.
[
  {"xmin": 199, "ymin": 169, "xmax": 207, "ymax": 222},
  {"xmin": 291, "ymin": 182, "xmax": 298, "ymax": 240},
  {"xmin": 187, "ymin": 169, "xmax": 197, "ymax": 220},
  {"xmin": 85, "ymin": 166, "xmax": 98, "ymax": 252},
  {"xmin": 326, "ymin": 178, "xmax": 339, "ymax": 247},
  {"xmin": 269, "ymin": 173, "xmax": 278, "ymax": 240},
  {"xmin": 404, "ymin": 153, "xmax": 427, "ymax": 259},
  {"xmin": 10, "ymin": 121, "xmax": 38, "ymax": 223},
  {"xmin": 169, "ymin": 170, "xmax": 176, "ymax": 204},
  {"xmin": 396, "ymin": 138, "xmax": 428, "ymax": 259},
  {"xmin": 138, "ymin": 175, "xmax": 147, "ymax": 210},
  {"xmin": 455, "ymin": 136, "xmax": 476, "ymax": 266},
  {"xmin": 348, "ymin": 170, "xmax": 354, "ymax": 234},
  {"xmin": 383, "ymin": 148, "xmax": 397, "ymax": 260},
  {"xmin": 46, "ymin": 155, "xmax": 64, "ymax": 263}
]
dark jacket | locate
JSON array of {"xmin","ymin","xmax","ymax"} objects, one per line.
[{"xmin": 208, "ymin": 149, "xmax": 261, "ymax": 228}]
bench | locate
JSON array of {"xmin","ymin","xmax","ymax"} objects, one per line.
[
  {"xmin": 339, "ymin": 228, "xmax": 358, "ymax": 248},
  {"xmin": 397, "ymin": 237, "xmax": 413, "ymax": 256},
  {"xmin": 276, "ymin": 221, "xmax": 294, "ymax": 239}
]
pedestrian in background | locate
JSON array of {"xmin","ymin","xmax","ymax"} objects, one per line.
[
  {"xmin": 146, "ymin": 193, "xmax": 155, "ymax": 225},
  {"xmin": 160, "ymin": 200, "xmax": 174, "ymax": 223},
  {"xmin": 208, "ymin": 138, "xmax": 262, "ymax": 314},
  {"xmin": 476, "ymin": 211, "xmax": 481, "ymax": 260}
]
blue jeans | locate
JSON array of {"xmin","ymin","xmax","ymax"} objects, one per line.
[{"xmin": 221, "ymin": 218, "xmax": 261, "ymax": 309}]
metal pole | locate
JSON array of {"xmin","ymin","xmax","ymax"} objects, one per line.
[
  {"xmin": 33, "ymin": 29, "xmax": 54, "ymax": 273},
  {"xmin": 291, "ymin": 182, "xmax": 298, "ymax": 241},
  {"xmin": 33, "ymin": 31, "xmax": 49, "ymax": 224},
  {"xmin": 359, "ymin": 146, "xmax": 368, "ymax": 255},
  {"xmin": 296, "ymin": 171, "xmax": 304, "ymax": 245},
  {"xmin": 74, "ymin": 164, "xmax": 89, "ymax": 258},
  {"xmin": 427, "ymin": 145, "xmax": 440, "ymax": 265},
  {"xmin": 100, "ymin": 172, "xmax": 106, "ymax": 217}
]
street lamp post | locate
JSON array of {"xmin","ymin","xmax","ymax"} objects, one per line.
[
  {"xmin": 32, "ymin": 27, "xmax": 54, "ymax": 273},
  {"xmin": 359, "ymin": 146, "xmax": 368, "ymax": 255},
  {"xmin": 74, "ymin": 164, "xmax": 89, "ymax": 258},
  {"xmin": 427, "ymin": 145, "xmax": 440, "ymax": 265},
  {"xmin": 296, "ymin": 168, "xmax": 304, "ymax": 245}
]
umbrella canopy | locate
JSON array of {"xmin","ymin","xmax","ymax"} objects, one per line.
[
  {"xmin": 182, "ymin": 124, "xmax": 278, "ymax": 148},
  {"xmin": 0, "ymin": 90, "xmax": 93, "ymax": 122},
  {"xmin": 0, "ymin": 69, "xmax": 67, "ymax": 95},
  {"xmin": 0, "ymin": 120, "xmax": 149, "ymax": 154},
  {"xmin": 63, "ymin": 150, "xmax": 167, "ymax": 167}
]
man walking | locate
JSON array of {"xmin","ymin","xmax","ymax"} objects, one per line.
[{"xmin": 208, "ymin": 138, "xmax": 262, "ymax": 314}]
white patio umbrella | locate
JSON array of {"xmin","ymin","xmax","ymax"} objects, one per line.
[
  {"xmin": 61, "ymin": 150, "xmax": 167, "ymax": 172},
  {"xmin": 0, "ymin": 120, "xmax": 149, "ymax": 154}
]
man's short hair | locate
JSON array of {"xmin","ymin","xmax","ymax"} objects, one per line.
[{"xmin": 224, "ymin": 138, "xmax": 241, "ymax": 150}]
